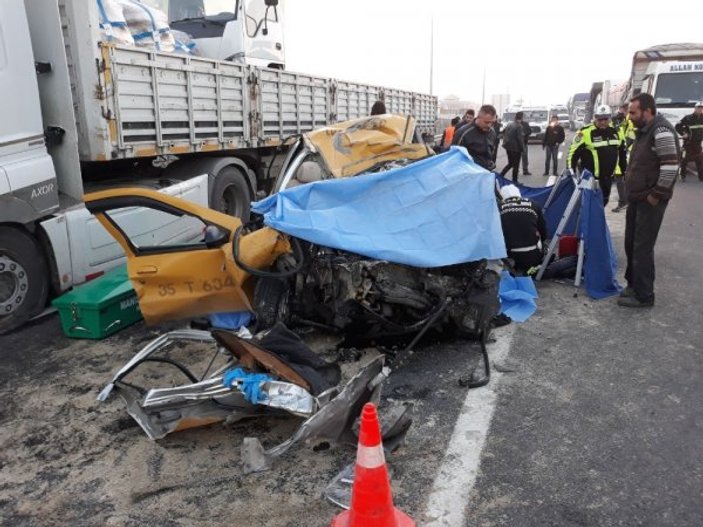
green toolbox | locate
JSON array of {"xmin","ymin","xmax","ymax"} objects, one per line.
[{"xmin": 52, "ymin": 264, "xmax": 142, "ymax": 339}]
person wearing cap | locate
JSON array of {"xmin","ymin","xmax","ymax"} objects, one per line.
[
  {"xmin": 567, "ymin": 104, "xmax": 627, "ymax": 205},
  {"xmin": 674, "ymin": 101, "xmax": 703, "ymax": 181},
  {"xmin": 498, "ymin": 184, "xmax": 547, "ymax": 273}
]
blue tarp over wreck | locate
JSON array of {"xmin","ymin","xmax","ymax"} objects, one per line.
[{"xmin": 252, "ymin": 147, "xmax": 507, "ymax": 267}]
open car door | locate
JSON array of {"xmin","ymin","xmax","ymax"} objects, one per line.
[{"xmin": 84, "ymin": 188, "xmax": 290, "ymax": 324}]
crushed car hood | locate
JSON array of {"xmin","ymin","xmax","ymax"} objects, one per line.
[{"xmin": 302, "ymin": 114, "xmax": 431, "ymax": 178}]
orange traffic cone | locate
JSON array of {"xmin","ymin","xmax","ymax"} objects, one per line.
[{"xmin": 331, "ymin": 403, "xmax": 416, "ymax": 527}]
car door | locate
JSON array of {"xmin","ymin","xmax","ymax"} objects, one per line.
[{"xmin": 84, "ymin": 187, "xmax": 290, "ymax": 325}]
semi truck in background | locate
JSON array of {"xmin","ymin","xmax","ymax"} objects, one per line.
[
  {"xmin": 0, "ymin": 0, "xmax": 437, "ymax": 333},
  {"xmin": 585, "ymin": 43, "xmax": 703, "ymax": 123},
  {"xmin": 567, "ymin": 93, "xmax": 589, "ymax": 130}
]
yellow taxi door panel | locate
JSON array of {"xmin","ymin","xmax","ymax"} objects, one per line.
[
  {"xmin": 83, "ymin": 188, "xmax": 293, "ymax": 325},
  {"xmin": 128, "ymin": 246, "xmax": 249, "ymax": 325}
]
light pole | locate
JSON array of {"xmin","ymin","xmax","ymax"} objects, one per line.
[{"xmin": 429, "ymin": 16, "xmax": 434, "ymax": 95}]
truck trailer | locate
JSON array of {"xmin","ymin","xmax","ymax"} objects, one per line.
[{"xmin": 0, "ymin": 0, "xmax": 438, "ymax": 333}]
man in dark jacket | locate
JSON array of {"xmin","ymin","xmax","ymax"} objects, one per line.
[
  {"xmin": 619, "ymin": 93, "xmax": 679, "ymax": 308},
  {"xmin": 542, "ymin": 115, "xmax": 566, "ymax": 176},
  {"xmin": 452, "ymin": 105, "xmax": 498, "ymax": 171},
  {"xmin": 521, "ymin": 118, "xmax": 533, "ymax": 175},
  {"xmin": 674, "ymin": 100, "xmax": 703, "ymax": 181},
  {"xmin": 500, "ymin": 112, "xmax": 525, "ymax": 182}
]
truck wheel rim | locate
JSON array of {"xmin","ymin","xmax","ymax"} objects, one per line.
[{"xmin": 0, "ymin": 256, "xmax": 29, "ymax": 315}]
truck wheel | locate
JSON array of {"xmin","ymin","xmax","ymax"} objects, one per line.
[
  {"xmin": 210, "ymin": 167, "xmax": 252, "ymax": 220},
  {"xmin": 0, "ymin": 227, "xmax": 49, "ymax": 334}
]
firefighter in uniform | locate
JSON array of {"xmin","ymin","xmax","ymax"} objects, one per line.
[
  {"xmin": 674, "ymin": 100, "xmax": 703, "ymax": 181},
  {"xmin": 567, "ymin": 105, "xmax": 627, "ymax": 206}
]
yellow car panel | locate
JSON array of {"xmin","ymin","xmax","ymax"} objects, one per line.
[
  {"xmin": 84, "ymin": 188, "xmax": 291, "ymax": 325},
  {"xmin": 304, "ymin": 114, "xmax": 431, "ymax": 178}
]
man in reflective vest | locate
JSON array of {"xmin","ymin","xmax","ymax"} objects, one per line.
[
  {"xmin": 438, "ymin": 116, "xmax": 461, "ymax": 152},
  {"xmin": 674, "ymin": 100, "xmax": 703, "ymax": 181},
  {"xmin": 567, "ymin": 104, "xmax": 627, "ymax": 205},
  {"xmin": 611, "ymin": 104, "xmax": 636, "ymax": 212}
]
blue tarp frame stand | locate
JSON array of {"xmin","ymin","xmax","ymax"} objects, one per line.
[{"xmin": 496, "ymin": 170, "xmax": 621, "ymax": 300}]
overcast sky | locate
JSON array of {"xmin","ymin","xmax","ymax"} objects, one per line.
[{"xmin": 283, "ymin": 0, "xmax": 703, "ymax": 106}]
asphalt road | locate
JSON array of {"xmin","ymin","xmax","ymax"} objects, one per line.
[{"xmin": 465, "ymin": 146, "xmax": 703, "ymax": 526}]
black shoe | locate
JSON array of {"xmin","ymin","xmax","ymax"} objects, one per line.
[
  {"xmin": 543, "ymin": 173, "xmax": 549, "ymax": 176},
  {"xmin": 619, "ymin": 286, "xmax": 635, "ymax": 298},
  {"xmin": 617, "ymin": 296, "xmax": 654, "ymax": 308},
  {"xmin": 491, "ymin": 313, "xmax": 512, "ymax": 328},
  {"xmin": 523, "ymin": 171, "xmax": 532, "ymax": 176},
  {"xmin": 611, "ymin": 204, "xmax": 627, "ymax": 213}
]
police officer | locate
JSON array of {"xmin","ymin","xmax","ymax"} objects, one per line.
[
  {"xmin": 498, "ymin": 184, "xmax": 547, "ymax": 273},
  {"xmin": 567, "ymin": 105, "xmax": 627, "ymax": 205},
  {"xmin": 612, "ymin": 104, "xmax": 635, "ymax": 212},
  {"xmin": 674, "ymin": 100, "xmax": 703, "ymax": 181}
]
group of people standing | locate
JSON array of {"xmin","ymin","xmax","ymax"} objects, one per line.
[
  {"xmin": 499, "ymin": 112, "xmax": 567, "ymax": 181},
  {"xmin": 385, "ymin": 94, "xmax": 701, "ymax": 309}
]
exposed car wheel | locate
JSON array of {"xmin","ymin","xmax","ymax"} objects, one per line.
[
  {"xmin": 0, "ymin": 227, "xmax": 49, "ymax": 334},
  {"xmin": 253, "ymin": 277, "xmax": 291, "ymax": 331},
  {"xmin": 209, "ymin": 166, "xmax": 252, "ymax": 220}
]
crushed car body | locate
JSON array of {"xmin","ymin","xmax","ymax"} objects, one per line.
[
  {"xmin": 89, "ymin": 115, "xmax": 506, "ymax": 470},
  {"xmin": 97, "ymin": 325, "xmax": 393, "ymax": 472}
]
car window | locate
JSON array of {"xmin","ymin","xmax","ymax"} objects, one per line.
[
  {"xmin": 280, "ymin": 154, "xmax": 330, "ymax": 190},
  {"xmin": 103, "ymin": 206, "xmax": 210, "ymax": 252}
]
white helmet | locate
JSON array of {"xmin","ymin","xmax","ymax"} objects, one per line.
[
  {"xmin": 594, "ymin": 105, "xmax": 612, "ymax": 119},
  {"xmin": 500, "ymin": 184, "xmax": 521, "ymax": 200}
]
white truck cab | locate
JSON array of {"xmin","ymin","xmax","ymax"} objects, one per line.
[
  {"xmin": 0, "ymin": 1, "xmax": 59, "ymax": 224},
  {"xmin": 158, "ymin": 0, "xmax": 285, "ymax": 68},
  {"xmin": 640, "ymin": 60, "xmax": 703, "ymax": 124}
]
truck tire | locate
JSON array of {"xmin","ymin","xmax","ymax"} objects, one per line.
[
  {"xmin": 209, "ymin": 166, "xmax": 252, "ymax": 220},
  {"xmin": 0, "ymin": 227, "xmax": 49, "ymax": 334}
]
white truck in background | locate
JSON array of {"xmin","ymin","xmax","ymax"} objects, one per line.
[
  {"xmin": 0, "ymin": 0, "xmax": 438, "ymax": 333},
  {"xmin": 567, "ymin": 93, "xmax": 589, "ymax": 130},
  {"xmin": 586, "ymin": 43, "xmax": 703, "ymax": 123},
  {"xmin": 521, "ymin": 106, "xmax": 550, "ymax": 142}
]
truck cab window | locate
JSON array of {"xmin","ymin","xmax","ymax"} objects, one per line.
[
  {"xmin": 654, "ymin": 72, "xmax": 703, "ymax": 106},
  {"xmin": 166, "ymin": 0, "xmax": 238, "ymax": 39},
  {"xmin": 244, "ymin": 0, "xmax": 278, "ymax": 38}
]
